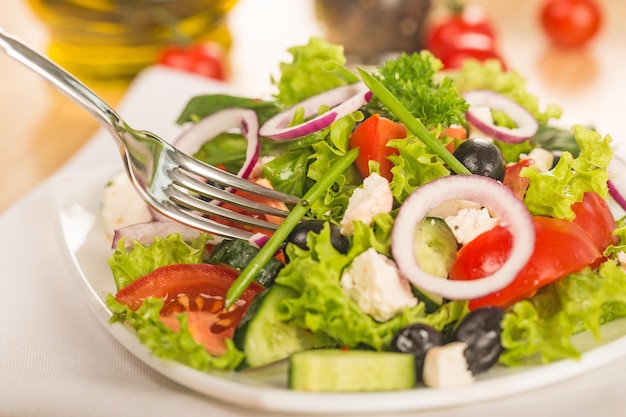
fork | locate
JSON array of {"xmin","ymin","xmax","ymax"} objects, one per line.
[{"xmin": 0, "ymin": 27, "xmax": 302, "ymax": 241}]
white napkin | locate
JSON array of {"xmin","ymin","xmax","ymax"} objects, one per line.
[{"xmin": 2, "ymin": 65, "xmax": 626, "ymax": 417}]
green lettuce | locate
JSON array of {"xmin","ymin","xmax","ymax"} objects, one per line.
[
  {"xmin": 108, "ymin": 234, "xmax": 212, "ymax": 291},
  {"xmin": 274, "ymin": 224, "xmax": 466, "ymax": 350},
  {"xmin": 262, "ymin": 109, "xmax": 362, "ymax": 222},
  {"xmin": 107, "ymin": 296, "xmax": 244, "ymax": 371},
  {"xmin": 521, "ymin": 125, "xmax": 612, "ymax": 219},
  {"xmin": 273, "ymin": 37, "xmax": 359, "ymax": 107},
  {"xmin": 451, "ymin": 59, "xmax": 562, "ymax": 124},
  {"xmin": 500, "ymin": 260, "xmax": 626, "ymax": 366},
  {"xmin": 388, "ymin": 135, "xmax": 451, "ymax": 203}
]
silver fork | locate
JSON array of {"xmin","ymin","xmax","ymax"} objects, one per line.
[{"xmin": 0, "ymin": 27, "xmax": 301, "ymax": 241}]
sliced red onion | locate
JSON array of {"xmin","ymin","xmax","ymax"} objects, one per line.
[
  {"xmin": 247, "ymin": 232, "xmax": 270, "ymax": 248},
  {"xmin": 259, "ymin": 83, "xmax": 372, "ymax": 141},
  {"xmin": 174, "ymin": 108, "xmax": 260, "ymax": 179},
  {"xmin": 392, "ymin": 175, "xmax": 535, "ymax": 300},
  {"xmin": 112, "ymin": 220, "xmax": 205, "ymax": 249},
  {"xmin": 608, "ymin": 154, "xmax": 626, "ymax": 211},
  {"xmin": 464, "ymin": 90, "xmax": 539, "ymax": 144}
]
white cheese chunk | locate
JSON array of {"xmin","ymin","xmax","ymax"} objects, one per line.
[
  {"xmin": 444, "ymin": 207, "xmax": 500, "ymax": 245},
  {"xmin": 340, "ymin": 248, "xmax": 418, "ymax": 322},
  {"xmin": 101, "ymin": 171, "xmax": 153, "ymax": 240},
  {"xmin": 422, "ymin": 342, "xmax": 475, "ymax": 388},
  {"xmin": 340, "ymin": 172, "xmax": 393, "ymax": 235},
  {"xmin": 526, "ymin": 148, "xmax": 554, "ymax": 173}
]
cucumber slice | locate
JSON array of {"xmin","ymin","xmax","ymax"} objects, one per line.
[
  {"xmin": 413, "ymin": 217, "xmax": 458, "ymax": 308},
  {"xmin": 206, "ymin": 239, "xmax": 283, "ymax": 287},
  {"xmin": 289, "ymin": 349, "xmax": 416, "ymax": 392},
  {"xmin": 234, "ymin": 284, "xmax": 316, "ymax": 368}
]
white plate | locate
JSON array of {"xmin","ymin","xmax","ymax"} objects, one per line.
[{"xmin": 51, "ymin": 163, "xmax": 626, "ymax": 415}]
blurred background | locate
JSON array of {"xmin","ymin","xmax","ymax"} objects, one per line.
[{"xmin": 0, "ymin": 0, "xmax": 624, "ymax": 212}]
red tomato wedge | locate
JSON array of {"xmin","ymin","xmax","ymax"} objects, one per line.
[
  {"xmin": 572, "ymin": 191, "xmax": 617, "ymax": 252},
  {"xmin": 349, "ymin": 114, "xmax": 407, "ymax": 181},
  {"xmin": 502, "ymin": 159, "xmax": 533, "ymax": 200},
  {"xmin": 115, "ymin": 263, "xmax": 263, "ymax": 356},
  {"xmin": 449, "ymin": 216, "xmax": 602, "ymax": 310}
]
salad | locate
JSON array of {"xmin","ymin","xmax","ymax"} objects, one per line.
[{"xmin": 103, "ymin": 36, "xmax": 626, "ymax": 392}]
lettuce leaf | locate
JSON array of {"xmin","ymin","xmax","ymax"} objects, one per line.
[
  {"xmin": 108, "ymin": 234, "xmax": 211, "ymax": 291},
  {"xmin": 452, "ymin": 59, "xmax": 562, "ymax": 124},
  {"xmin": 275, "ymin": 224, "xmax": 466, "ymax": 350},
  {"xmin": 521, "ymin": 125, "xmax": 612, "ymax": 219},
  {"xmin": 273, "ymin": 37, "xmax": 359, "ymax": 107},
  {"xmin": 388, "ymin": 135, "xmax": 451, "ymax": 203},
  {"xmin": 500, "ymin": 260, "xmax": 626, "ymax": 366},
  {"xmin": 107, "ymin": 296, "xmax": 244, "ymax": 371}
]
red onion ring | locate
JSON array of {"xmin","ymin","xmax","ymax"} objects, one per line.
[
  {"xmin": 259, "ymin": 83, "xmax": 372, "ymax": 141},
  {"xmin": 464, "ymin": 90, "xmax": 539, "ymax": 144},
  {"xmin": 392, "ymin": 175, "xmax": 535, "ymax": 300},
  {"xmin": 608, "ymin": 154, "xmax": 626, "ymax": 211},
  {"xmin": 174, "ymin": 108, "xmax": 260, "ymax": 179},
  {"xmin": 112, "ymin": 220, "xmax": 205, "ymax": 248}
]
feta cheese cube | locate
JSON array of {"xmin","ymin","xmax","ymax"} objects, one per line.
[
  {"xmin": 340, "ymin": 248, "xmax": 418, "ymax": 322},
  {"xmin": 444, "ymin": 207, "xmax": 500, "ymax": 245},
  {"xmin": 340, "ymin": 172, "xmax": 393, "ymax": 235},
  {"xmin": 422, "ymin": 342, "xmax": 475, "ymax": 388},
  {"xmin": 101, "ymin": 171, "xmax": 153, "ymax": 240},
  {"xmin": 527, "ymin": 148, "xmax": 554, "ymax": 173}
]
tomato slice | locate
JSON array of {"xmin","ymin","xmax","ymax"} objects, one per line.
[
  {"xmin": 440, "ymin": 125, "xmax": 468, "ymax": 152},
  {"xmin": 115, "ymin": 263, "xmax": 263, "ymax": 356},
  {"xmin": 572, "ymin": 191, "xmax": 617, "ymax": 252},
  {"xmin": 349, "ymin": 114, "xmax": 407, "ymax": 181},
  {"xmin": 502, "ymin": 159, "xmax": 533, "ymax": 200},
  {"xmin": 449, "ymin": 216, "xmax": 602, "ymax": 310}
]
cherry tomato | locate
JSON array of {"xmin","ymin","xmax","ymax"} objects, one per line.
[
  {"xmin": 115, "ymin": 263, "xmax": 263, "ymax": 356},
  {"xmin": 572, "ymin": 191, "xmax": 617, "ymax": 252},
  {"xmin": 158, "ymin": 43, "xmax": 226, "ymax": 80},
  {"xmin": 438, "ymin": 47, "xmax": 505, "ymax": 70},
  {"xmin": 424, "ymin": 4, "xmax": 504, "ymax": 69},
  {"xmin": 449, "ymin": 216, "xmax": 602, "ymax": 310},
  {"xmin": 540, "ymin": 0, "xmax": 602, "ymax": 47},
  {"xmin": 349, "ymin": 114, "xmax": 407, "ymax": 181}
]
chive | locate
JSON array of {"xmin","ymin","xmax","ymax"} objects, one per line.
[
  {"xmin": 357, "ymin": 68, "xmax": 471, "ymax": 175},
  {"xmin": 225, "ymin": 148, "xmax": 359, "ymax": 308}
]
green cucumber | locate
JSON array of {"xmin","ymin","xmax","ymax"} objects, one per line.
[
  {"xmin": 206, "ymin": 239, "xmax": 283, "ymax": 287},
  {"xmin": 413, "ymin": 217, "xmax": 458, "ymax": 309},
  {"xmin": 289, "ymin": 349, "xmax": 416, "ymax": 392},
  {"xmin": 234, "ymin": 284, "xmax": 316, "ymax": 368}
]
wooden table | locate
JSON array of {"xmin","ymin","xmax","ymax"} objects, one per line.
[{"xmin": 1, "ymin": 0, "xmax": 624, "ymax": 214}]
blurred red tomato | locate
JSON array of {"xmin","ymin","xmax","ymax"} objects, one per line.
[
  {"xmin": 424, "ymin": 4, "xmax": 505, "ymax": 69},
  {"xmin": 158, "ymin": 43, "xmax": 226, "ymax": 80},
  {"xmin": 540, "ymin": 0, "xmax": 602, "ymax": 47}
]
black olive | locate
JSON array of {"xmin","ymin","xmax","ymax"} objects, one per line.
[
  {"xmin": 452, "ymin": 306, "xmax": 505, "ymax": 375},
  {"xmin": 392, "ymin": 323, "xmax": 445, "ymax": 381},
  {"xmin": 285, "ymin": 220, "xmax": 349, "ymax": 256},
  {"xmin": 453, "ymin": 137, "xmax": 506, "ymax": 182},
  {"xmin": 551, "ymin": 151, "xmax": 562, "ymax": 169}
]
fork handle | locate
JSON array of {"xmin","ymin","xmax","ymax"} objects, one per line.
[{"xmin": 0, "ymin": 26, "xmax": 123, "ymax": 145}]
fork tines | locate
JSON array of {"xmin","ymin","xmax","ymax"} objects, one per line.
[{"xmin": 166, "ymin": 151, "xmax": 301, "ymax": 234}]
